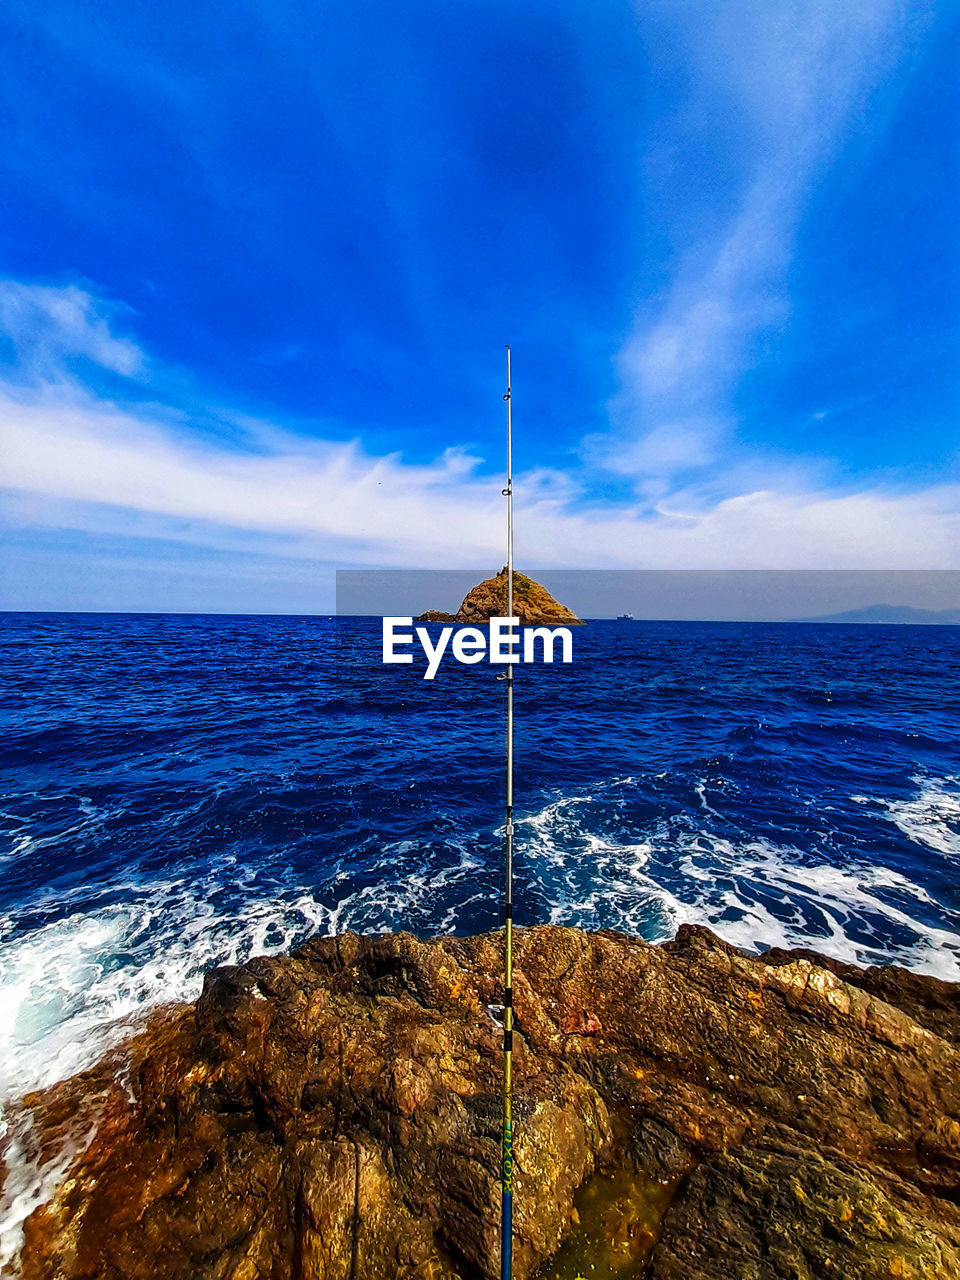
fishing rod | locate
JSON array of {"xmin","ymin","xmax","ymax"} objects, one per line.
[{"xmin": 501, "ymin": 343, "xmax": 514, "ymax": 1280}]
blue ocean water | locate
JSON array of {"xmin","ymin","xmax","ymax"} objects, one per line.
[{"xmin": 1, "ymin": 612, "xmax": 959, "ymax": 1111}]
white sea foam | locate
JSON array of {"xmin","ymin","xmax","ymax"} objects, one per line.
[
  {"xmin": 0, "ymin": 881, "xmax": 318, "ymax": 1269},
  {"xmin": 672, "ymin": 839, "xmax": 960, "ymax": 978},
  {"xmin": 517, "ymin": 791, "xmax": 661, "ymax": 932},
  {"xmin": 516, "ymin": 777, "xmax": 960, "ymax": 980},
  {"xmin": 0, "ymin": 846, "xmax": 481, "ymax": 1103},
  {"xmin": 853, "ymin": 775, "xmax": 960, "ymax": 858},
  {"xmin": 0, "ymin": 1103, "xmax": 106, "ymax": 1275}
]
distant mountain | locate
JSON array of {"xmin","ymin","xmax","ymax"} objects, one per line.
[{"xmin": 795, "ymin": 604, "xmax": 960, "ymax": 625}]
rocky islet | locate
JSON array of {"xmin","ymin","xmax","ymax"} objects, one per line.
[{"xmin": 415, "ymin": 570, "xmax": 582, "ymax": 627}]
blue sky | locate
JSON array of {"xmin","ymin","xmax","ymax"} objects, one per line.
[{"xmin": 0, "ymin": 0, "xmax": 957, "ymax": 611}]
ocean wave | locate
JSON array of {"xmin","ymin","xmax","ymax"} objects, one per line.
[
  {"xmin": 515, "ymin": 775, "xmax": 960, "ymax": 980},
  {"xmin": 853, "ymin": 775, "xmax": 960, "ymax": 859},
  {"xmin": 0, "ymin": 842, "xmax": 482, "ymax": 1106},
  {"xmin": 2, "ymin": 772, "xmax": 958, "ymax": 1113}
]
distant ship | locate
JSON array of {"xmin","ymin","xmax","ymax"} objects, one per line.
[{"xmin": 617, "ymin": 612, "xmax": 635, "ymax": 621}]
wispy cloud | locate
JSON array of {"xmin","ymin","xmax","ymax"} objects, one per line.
[
  {"xmin": 609, "ymin": 0, "xmax": 925, "ymax": 482},
  {"xmin": 0, "ymin": 278, "xmax": 958, "ymax": 587},
  {"xmin": 0, "ymin": 280, "xmax": 145, "ymax": 381},
  {"xmin": 0, "ymin": 387, "xmax": 504, "ymax": 565}
]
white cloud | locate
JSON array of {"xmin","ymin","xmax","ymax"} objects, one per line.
[
  {"xmin": 0, "ymin": 277, "xmax": 957, "ymax": 582},
  {"xmin": 611, "ymin": 0, "xmax": 926, "ymax": 474},
  {"xmin": 2, "ymin": 376, "xmax": 959, "ymax": 572},
  {"xmin": 584, "ymin": 417, "xmax": 723, "ymax": 481},
  {"xmin": 0, "ymin": 280, "xmax": 145, "ymax": 379},
  {"xmin": 0, "ymin": 382, "xmax": 508, "ymax": 565}
]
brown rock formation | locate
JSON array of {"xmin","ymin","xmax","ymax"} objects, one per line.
[
  {"xmin": 9, "ymin": 925, "xmax": 960, "ymax": 1279},
  {"xmin": 416, "ymin": 570, "xmax": 582, "ymax": 627}
]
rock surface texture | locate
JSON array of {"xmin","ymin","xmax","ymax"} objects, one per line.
[
  {"xmin": 416, "ymin": 570, "xmax": 582, "ymax": 627},
  {"xmin": 9, "ymin": 925, "xmax": 960, "ymax": 1279}
]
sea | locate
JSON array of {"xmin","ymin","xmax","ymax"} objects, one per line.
[{"xmin": 1, "ymin": 612, "xmax": 959, "ymax": 1254}]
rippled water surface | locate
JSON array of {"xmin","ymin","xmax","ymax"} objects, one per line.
[{"xmin": 1, "ymin": 611, "xmax": 959, "ymax": 1113}]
